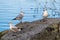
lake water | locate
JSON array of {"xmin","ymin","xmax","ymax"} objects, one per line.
[{"xmin": 0, "ymin": 0, "xmax": 60, "ymax": 32}]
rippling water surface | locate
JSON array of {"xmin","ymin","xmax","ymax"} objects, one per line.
[{"xmin": 0, "ymin": 0, "xmax": 60, "ymax": 32}]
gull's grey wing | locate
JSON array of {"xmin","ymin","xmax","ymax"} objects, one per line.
[{"xmin": 13, "ymin": 14, "xmax": 23, "ymax": 20}]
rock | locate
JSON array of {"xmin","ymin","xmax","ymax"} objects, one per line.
[{"xmin": 1, "ymin": 18, "xmax": 60, "ymax": 40}]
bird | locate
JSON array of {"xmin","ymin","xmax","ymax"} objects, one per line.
[
  {"xmin": 13, "ymin": 10, "xmax": 24, "ymax": 23},
  {"xmin": 9, "ymin": 22, "xmax": 21, "ymax": 32},
  {"xmin": 43, "ymin": 9, "xmax": 48, "ymax": 19},
  {"xmin": 41, "ymin": 9, "xmax": 49, "ymax": 22}
]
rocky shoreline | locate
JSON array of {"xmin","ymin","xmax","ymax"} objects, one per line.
[{"xmin": 0, "ymin": 18, "xmax": 60, "ymax": 40}]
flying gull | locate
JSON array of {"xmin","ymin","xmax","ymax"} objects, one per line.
[
  {"xmin": 9, "ymin": 22, "xmax": 21, "ymax": 32},
  {"xmin": 13, "ymin": 11, "xmax": 24, "ymax": 23}
]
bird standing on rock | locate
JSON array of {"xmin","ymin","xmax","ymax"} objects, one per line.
[
  {"xmin": 43, "ymin": 9, "xmax": 48, "ymax": 19},
  {"xmin": 13, "ymin": 10, "xmax": 24, "ymax": 23},
  {"xmin": 9, "ymin": 22, "xmax": 21, "ymax": 32},
  {"xmin": 42, "ymin": 9, "xmax": 49, "ymax": 22}
]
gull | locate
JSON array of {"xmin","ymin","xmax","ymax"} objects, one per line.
[
  {"xmin": 9, "ymin": 22, "xmax": 21, "ymax": 32},
  {"xmin": 43, "ymin": 9, "xmax": 48, "ymax": 19},
  {"xmin": 13, "ymin": 11, "xmax": 24, "ymax": 23},
  {"xmin": 41, "ymin": 9, "xmax": 49, "ymax": 22}
]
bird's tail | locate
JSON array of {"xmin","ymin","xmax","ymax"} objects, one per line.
[{"xmin": 13, "ymin": 18, "xmax": 16, "ymax": 20}]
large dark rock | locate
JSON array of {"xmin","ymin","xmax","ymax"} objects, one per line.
[{"xmin": 1, "ymin": 18, "xmax": 60, "ymax": 40}]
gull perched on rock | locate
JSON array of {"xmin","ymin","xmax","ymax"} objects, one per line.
[
  {"xmin": 9, "ymin": 22, "xmax": 21, "ymax": 32},
  {"xmin": 13, "ymin": 11, "xmax": 24, "ymax": 23},
  {"xmin": 41, "ymin": 9, "xmax": 49, "ymax": 22},
  {"xmin": 43, "ymin": 9, "xmax": 48, "ymax": 19}
]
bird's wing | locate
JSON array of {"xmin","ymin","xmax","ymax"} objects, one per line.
[
  {"xmin": 10, "ymin": 23, "xmax": 18, "ymax": 28},
  {"xmin": 11, "ymin": 28, "xmax": 19, "ymax": 32},
  {"xmin": 13, "ymin": 14, "xmax": 22, "ymax": 20},
  {"xmin": 11, "ymin": 27, "xmax": 21, "ymax": 32},
  {"xmin": 16, "ymin": 14, "xmax": 23, "ymax": 18},
  {"xmin": 13, "ymin": 13, "xmax": 24, "ymax": 20},
  {"xmin": 12, "ymin": 28, "xmax": 18, "ymax": 30}
]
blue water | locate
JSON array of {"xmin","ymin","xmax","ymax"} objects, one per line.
[{"xmin": 0, "ymin": 0, "xmax": 60, "ymax": 32}]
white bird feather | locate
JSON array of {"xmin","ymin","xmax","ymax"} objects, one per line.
[
  {"xmin": 43, "ymin": 10, "xmax": 48, "ymax": 18},
  {"xmin": 9, "ymin": 22, "xmax": 21, "ymax": 32}
]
